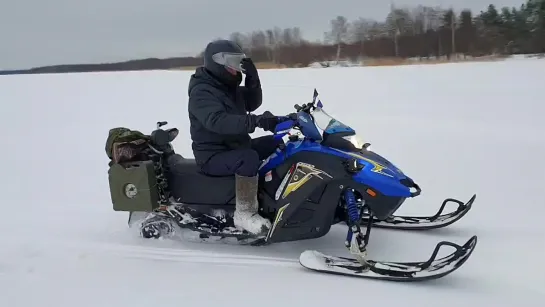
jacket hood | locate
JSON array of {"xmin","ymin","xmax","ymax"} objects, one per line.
[{"xmin": 188, "ymin": 67, "xmax": 225, "ymax": 96}]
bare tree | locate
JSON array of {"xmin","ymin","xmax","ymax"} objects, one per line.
[
  {"xmin": 283, "ymin": 28, "xmax": 293, "ymax": 46},
  {"xmin": 349, "ymin": 18, "xmax": 375, "ymax": 56},
  {"xmin": 418, "ymin": 6, "xmax": 445, "ymax": 56},
  {"xmin": 386, "ymin": 5, "xmax": 414, "ymax": 56},
  {"xmin": 442, "ymin": 8, "xmax": 457, "ymax": 56},
  {"xmin": 229, "ymin": 32, "xmax": 248, "ymax": 49},
  {"xmin": 411, "ymin": 6, "xmax": 427, "ymax": 35},
  {"xmin": 290, "ymin": 27, "xmax": 303, "ymax": 46},
  {"xmin": 249, "ymin": 31, "xmax": 267, "ymax": 50},
  {"xmin": 324, "ymin": 15, "xmax": 349, "ymax": 61},
  {"xmin": 263, "ymin": 27, "xmax": 293, "ymax": 63},
  {"xmin": 273, "ymin": 27, "xmax": 284, "ymax": 45},
  {"xmin": 350, "ymin": 18, "xmax": 374, "ymax": 42},
  {"xmin": 414, "ymin": 6, "xmax": 444, "ymax": 32},
  {"xmin": 368, "ymin": 21, "xmax": 389, "ymax": 39},
  {"xmin": 265, "ymin": 29, "xmax": 277, "ymax": 62}
]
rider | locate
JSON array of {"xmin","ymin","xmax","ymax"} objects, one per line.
[{"xmin": 187, "ymin": 39, "xmax": 281, "ymax": 235}]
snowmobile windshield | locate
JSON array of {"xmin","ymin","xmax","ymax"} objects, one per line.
[
  {"xmin": 311, "ymin": 107, "xmax": 354, "ymax": 134},
  {"xmin": 311, "ymin": 107, "xmax": 366, "ymax": 148}
]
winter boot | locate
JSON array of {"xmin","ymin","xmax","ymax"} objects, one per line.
[{"xmin": 233, "ymin": 174, "xmax": 272, "ymax": 235}]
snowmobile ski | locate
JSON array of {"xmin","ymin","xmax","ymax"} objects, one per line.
[
  {"xmin": 360, "ymin": 194, "xmax": 476, "ymax": 230},
  {"xmin": 299, "ymin": 235, "xmax": 477, "ymax": 281}
]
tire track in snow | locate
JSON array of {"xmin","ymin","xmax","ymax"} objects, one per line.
[
  {"xmin": 94, "ymin": 242, "xmax": 299, "ymax": 268},
  {"xmin": 41, "ymin": 239, "xmax": 301, "ymax": 269}
]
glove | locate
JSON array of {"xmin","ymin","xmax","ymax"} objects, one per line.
[
  {"xmin": 241, "ymin": 58, "xmax": 260, "ymax": 88},
  {"xmin": 256, "ymin": 111, "xmax": 280, "ymax": 132}
]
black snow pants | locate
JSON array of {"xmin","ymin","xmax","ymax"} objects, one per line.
[{"xmin": 199, "ymin": 135, "xmax": 281, "ymax": 177}]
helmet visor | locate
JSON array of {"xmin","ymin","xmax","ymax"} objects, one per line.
[{"xmin": 211, "ymin": 52, "xmax": 247, "ymax": 72}]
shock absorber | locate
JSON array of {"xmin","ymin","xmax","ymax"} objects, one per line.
[
  {"xmin": 344, "ymin": 189, "xmax": 371, "ymax": 261},
  {"xmin": 345, "ymin": 189, "xmax": 359, "ymax": 225}
]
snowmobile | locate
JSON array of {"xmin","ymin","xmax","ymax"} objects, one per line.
[{"xmin": 107, "ymin": 89, "xmax": 477, "ymax": 282}]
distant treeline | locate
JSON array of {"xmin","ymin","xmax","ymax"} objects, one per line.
[
  {"xmin": 0, "ymin": 57, "xmax": 202, "ymax": 75},
  {"xmin": 2, "ymin": 0, "xmax": 544, "ymax": 75}
]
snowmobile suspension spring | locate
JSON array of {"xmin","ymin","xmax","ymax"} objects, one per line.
[{"xmin": 344, "ymin": 189, "xmax": 359, "ymax": 224}]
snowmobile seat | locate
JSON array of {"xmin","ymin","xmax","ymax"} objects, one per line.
[{"xmin": 165, "ymin": 154, "xmax": 236, "ymax": 205}]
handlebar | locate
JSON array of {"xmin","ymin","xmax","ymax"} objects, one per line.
[
  {"xmin": 277, "ymin": 101, "xmax": 317, "ymax": 125},
  {"xmin": 294, "ymin": 101, "xmax": 316, "ymax": 113}
]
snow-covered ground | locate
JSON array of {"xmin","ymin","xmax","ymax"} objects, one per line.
[{"xmin": 1, "ymin": 58, "xmax": 544, "ymax": 306}]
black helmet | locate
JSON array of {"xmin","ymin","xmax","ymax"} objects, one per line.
[{"xmin": 203, "ymin": 39, "xmax": 246, "ymax": 87}]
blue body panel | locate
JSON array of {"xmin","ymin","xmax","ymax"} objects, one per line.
[
  {"xmin": 261, "ymin": 92, "xmax": 414, "ymax": 198},
  {"xmin": 297, "ymin": 112, "xmax": 323, "ymax": 141},
  {"xmin": 259, "ymin": 139, "xmax": 411, "ymax": 198}
]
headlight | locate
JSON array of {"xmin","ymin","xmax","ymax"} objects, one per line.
[{"xmin": 342, "ymin": 135, "xmax": 365, "ymax": 149}]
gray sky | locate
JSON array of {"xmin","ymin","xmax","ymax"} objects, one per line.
[{"xmin": 0, "ymin": 0, "xmax": 524, "ymax": 70}]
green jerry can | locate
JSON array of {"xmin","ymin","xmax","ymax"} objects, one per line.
[{"xmin": 108, "ymin": 160, "xmax": 161, "ymax": 212}]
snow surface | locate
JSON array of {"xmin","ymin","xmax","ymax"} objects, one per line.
[{"xmin": 1, "ymin": 58, "xmax": 544, "ymax": 306}]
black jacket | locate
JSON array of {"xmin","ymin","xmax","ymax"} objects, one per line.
[{"xmin": 187, "ymin": 67, "xmax": 263, "ymax": 165}]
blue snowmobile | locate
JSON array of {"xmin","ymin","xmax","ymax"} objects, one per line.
[{"xmin": 107, "ymin": 89, "xmax": 477, "ymax": 281}]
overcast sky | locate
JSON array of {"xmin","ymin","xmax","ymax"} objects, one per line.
[{"xmin": 0, "ymin": 0, "xmax": 524, "ymax": 70}]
